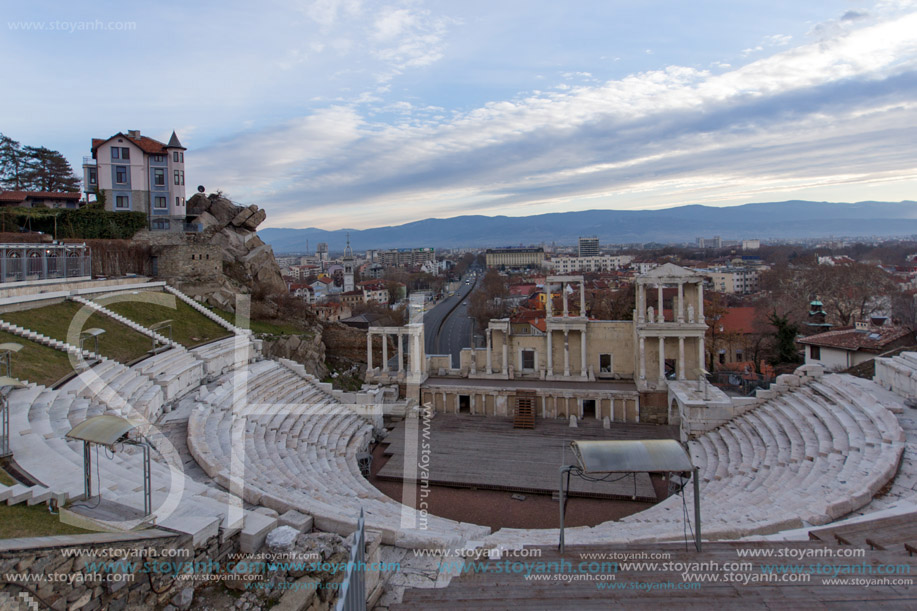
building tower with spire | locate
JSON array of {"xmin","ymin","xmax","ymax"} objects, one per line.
[{"xmin": 343, "ymin": 233, "xmax": 355, "ymax": 293}]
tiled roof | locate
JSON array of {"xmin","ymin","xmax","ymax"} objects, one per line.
[
  {"xmin": 0, "ymin": 191, "xmax": 81, "ymax": 202},
  {"xmin": 91, "ymin": 132, "xmax": 176, "ymax": 155},
  {"xmin": 797, "ymin": 325, "xmax": 914, "ymax": 353}
]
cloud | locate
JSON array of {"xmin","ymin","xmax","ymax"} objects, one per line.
[{"xmin": 193, "ymin": 7, "xmax": 917, "ymax": 229}]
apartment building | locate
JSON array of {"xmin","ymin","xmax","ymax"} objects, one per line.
[{"xmin": 83, "ymin": 130, "xmax": 186, "ymax": 230}]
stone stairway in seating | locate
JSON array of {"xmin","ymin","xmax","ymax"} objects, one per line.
[
  {"xmin": 68, "ymin": 295, "xmax": 181, "ymax": 349},
  {"xmin": 481, "ymin": 370, "xmax": 906, "ymax": 549},
  {"xmin": 163, "ymin": 285, "xmax": 251, "ymax": 336},
  {"xmin": 5, "ymin": 375, "xmax": 275, "ymax": 550},
  {"xmin": 187, "ymin": 360, "xmax": 490, "ymax": 548},
  {"xmin": 0, "ymin": 319, "xmax": 101, "ymax": 363}
]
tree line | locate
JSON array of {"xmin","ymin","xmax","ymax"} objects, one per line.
[{"xmin": 0, "ymin": 132, "xmax": 81, "ymax": 192}]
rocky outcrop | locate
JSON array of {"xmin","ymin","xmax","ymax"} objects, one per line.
[
  {"xmin": 259, "ymin": 331, "xmax": 328, "ymax": 380},
  {"xmin": 188, "ymin": 193, "xmax": 286, "ymax": 299},
  {"xmin": 135, "ymin": 193, "xmax": 286, "ymax": 312}
]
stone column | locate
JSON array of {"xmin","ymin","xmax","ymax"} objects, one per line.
[
  {"xmin": 470, "ymin": 394, "xmax": 476, "ymax": 415},
  {"xmin": 638, "ymin": 284, "xmax": 646, "ymax": 323},
  {"xmin": 563, "ymin": 283, "xmax": 569, "ymax": 317},
  {"xmin": 412, "ymin": 330, "xmax": 422, "ymax": 375},
  {"xmin": 677, "ymin": 281, "xmax": 684, "ymax": 323},
  {"xmin": 580, "ymin": 329, "xmax": 587, "ymax": 378},
  {"xmin": 486, "ymin": 329, "xmax": 493, "ymax": 374},
  {"xmin": 397, "ymin": 331, "xmax": 404, "ymax": 372},
  {"xmin": 546, "ymin": 284, "xmax": 553, "ymax": 318},
  {"xmin": 678, "ymin": 336, "xmax": 685, "ymax": 380},
  {"xmin": 579, "ymin": 282, "xmax": 585, "ymax": 317},
  {"xmin": 657, "ymin": 284, "xmax": 664, "ymax": 321},
  {"xmin": 547, "ymin": 329, "xmax": 553, "ymax": 375},
  {"xmin": 610, "ymin": 396, "xmax": 616, "ymax": 422},
  {"xmin": 639, "ymin": 336, "xmax": 646, "ymax": 380},
  {"xmin": 382, "ymin": 332, "xmax": 389, "ymax": 372},
  {"xmin": 563, "ymin": 329, "xmax": 570, "ymax": 377},
  {"xmin": 698, "ymin": 336, "xmax": 706, "ymax": 374},
  {"xmin": 366, "ymin": 332, "xmax": 373, "ymax": 371},
  {"xmin": 698, "ymin": 282, "xmax": 704, "ymax": 321},
  {"xmin": 658, "ymin": 336, "xmax": 666, "ymax": 382},
  {"xmin": 501, "ymin": 332, "xmax": 508, "ymax": 374}
]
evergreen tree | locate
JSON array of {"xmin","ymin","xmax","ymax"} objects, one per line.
[
  {"xmin": 767, "ymin": 310, "xmax": 801, "ymax": 364},
  {"xmin": 21, "ymin": 146, "xmax": 81, "ymax": 192},
  {"xmin": 0, "ymin": 133, "xmax": 28, "ymax": 190}
]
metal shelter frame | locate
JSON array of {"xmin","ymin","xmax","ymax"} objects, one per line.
[
  {"xmin": 149, "ymin": 320, "xmax": 173, "ymax": 353},
  {"xmin": 559, "ymin": 439, "xmax": 701, "ymax": 553},
  {"xmin": 0, "ymin": 376, "xmax": 26, "ymax": 458},
  {"xmin": 65, "ymin": 415, "xmax": 152, "ymax": 516}
]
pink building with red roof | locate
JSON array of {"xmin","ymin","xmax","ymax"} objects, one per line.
[{"xmin": 83, "ymin": 129, "xmax": 187, "ymax": 230}]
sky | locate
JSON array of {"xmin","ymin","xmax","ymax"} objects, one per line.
[{"xmin": 2, "ymin": 1, "xmax": 917, "ymax": 230}]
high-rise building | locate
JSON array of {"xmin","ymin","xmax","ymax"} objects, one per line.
[{"xmin": 578, "ymin": 236, "xmax": 599, "ymax": 257}]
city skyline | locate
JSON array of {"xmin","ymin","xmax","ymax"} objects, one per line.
[{"xmin": 3, "ymin": 1, "xmax": 917, "ymax": 229}]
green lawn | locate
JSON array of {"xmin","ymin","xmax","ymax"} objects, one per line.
[
  {"xmin": 0, "ymin": 468, "xmax": 91, "ymax": 538},
  {"xmin": 2, "ymin": 301, "xmax": 152, "ymax": 365},
  {"xmin": 210, "ymin": 307, "xmax": 306, "ymax": 336},
  {"xmin": 99, "ymin": 297, "xmax": 231, "ymax": 347},
  {"xmin": 0, "ymin": 329, "xmax": 75, "ymax": 386}
]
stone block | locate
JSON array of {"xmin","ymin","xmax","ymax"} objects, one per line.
[
  {"xmin": 240, "ymin": 512, "xmax": 278, "ymax": 554},
  {"xmin": 278, "ymin": 510, "xmax": 313, "ymax": 533}
]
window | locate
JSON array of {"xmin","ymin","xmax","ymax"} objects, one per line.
[
  {"xmin": 599, "ymin": 354, "xmax": 613, "ymax": 374},
  {"xmin": 153, "ymin": 168, "xmax": 165, "ymax": 186},
  {"xmin": 115, "ymin": 166, "xmax": 127, "ymax": 183},
  {"xmin": 173, "ymin": 151, "xmax": 179, "ymax": 162},
  {"xmin": 180, "ymin": 152, "xmax": 184, "ymax": 163},
  {"xmin": 175, "ymin": 196, "xmax": 184, "ymax": 207},
  {"xmin": 115, "ymin": 195, "xmax": 129, "ymax": 209},
  {"xmin": 152, "ymin": 154, "xmax": 165, "ymax": 163},
  {"xmin": 180, "ymin": 170, "xmax": 184, "ymax": 185},
  {"xmin": 121, "ymin": 147, "xmax": 130, "ymax": 160},
  {"xmin": 521, "ymin": 349, "xmax": 535, "ymax": 370},
  {"xmin": 151, "ymin": 219, "xmax": 170, "ymax": 231},
  {"xmin": 810, "ymin": 345, "xmax": 821, "ymax": 360},
  {"xmin": 88, "ymin": 168, "xmax": 97, "ymax": 185},
  {"xmin": 174, "ymin": 170, "xmax": 180, "ymax": 185},
  {"xmin": 154, "ymin": 196, "xmax": 167, "ymax": 209},
  {"xmin": 111, "ymin": 148, "xmax": 119, "ymax": 160}
]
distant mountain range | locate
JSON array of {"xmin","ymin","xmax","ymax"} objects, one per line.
[{"xmin": 258, "ymin": 200, "xmax": 917, "ymax": 253}]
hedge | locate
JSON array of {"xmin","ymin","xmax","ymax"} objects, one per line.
[{"xmin": 0, "ymin": 207, "xmax": 148, "ymax": 239}]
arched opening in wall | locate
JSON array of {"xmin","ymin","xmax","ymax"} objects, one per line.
[
  {"xmin": 582, "ymin": 399, "xmax": 596, "ymax": 419},
  {"xmin": 458, "ymin": 395, "xmax": 470, "ymax": 414}
]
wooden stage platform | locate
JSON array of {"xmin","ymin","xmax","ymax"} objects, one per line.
[{"xmin": 376, "ymin": 414, "xmax": 679, "ymax": 501}]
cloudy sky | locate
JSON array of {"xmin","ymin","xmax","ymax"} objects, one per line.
[{"xmin": 3, "ymin": 1, "xmax": 917, "ymax": 229}]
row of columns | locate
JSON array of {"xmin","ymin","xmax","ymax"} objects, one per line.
[
  {"xmin": 638, "ymin": 335, "xmax": 705, "ymax": 382},
  {"xmin": 546, "ymin": 327, "xmax": 587, "ymax": 377},
  {"xmin": 637, "ymin": 279, "xmax": 703, "ymax": 324},
  {"xmin": 426, "ymin": 390, "xmax": 640, "ymax": 421},
  {"xmin": 366, "ymin": 327, "xmax": 422, "ymax": 376},
  {"xmin": 545, "ymin": 279, "xmax": 586, "ymax": 318}
]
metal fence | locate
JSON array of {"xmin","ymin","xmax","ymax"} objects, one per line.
[
  {"xmin": 0, "ymin": 244, "xmax": 91, "ymax": 284},
  {"xmin": 335, "ymin": 508, "xmax": 366, "ymax": 611}
]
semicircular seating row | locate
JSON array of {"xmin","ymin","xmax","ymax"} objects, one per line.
[
  {"xmin": 187, "ymin": 359, "xmax": 490, "ymax": 548},
  {"xmin": 482, "ymin": 373, "xmax": 906, "ymax": 549},
  {"xmin": 6, "ymin": 352, "xmax": 264, "ymax": 541}
]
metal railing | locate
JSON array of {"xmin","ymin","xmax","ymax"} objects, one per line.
[
  {"xmin": 335, "ymin": 508, "xmax": 366, "ymax": 611},
  {"xmin": 0, "ymin": 244, "xmax": 91, "ymax": 283}
]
